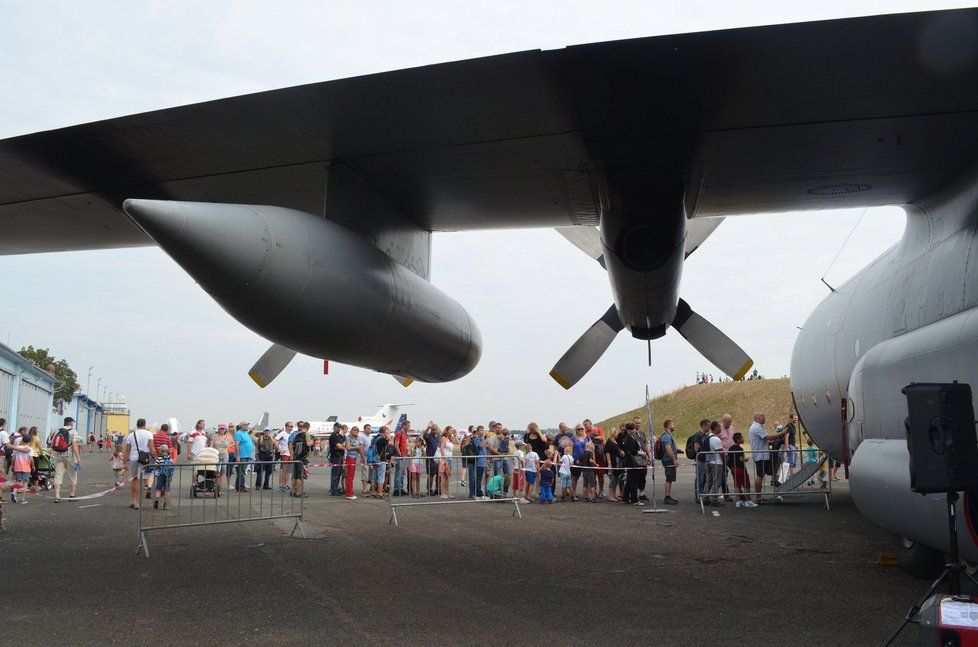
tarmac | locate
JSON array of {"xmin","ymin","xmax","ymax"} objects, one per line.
[{"xmin": 1, "ymin": 458, "xmax": 929, "ymax": 646}]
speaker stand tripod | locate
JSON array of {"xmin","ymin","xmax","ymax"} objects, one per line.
[{"xmin": 884, "ymin": 491, "xmax": 978, "ymax": 646}]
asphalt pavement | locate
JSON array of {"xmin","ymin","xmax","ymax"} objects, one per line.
[{"xmin": 0, "ymin": 457, "xmax": 927, "ymax": 646}]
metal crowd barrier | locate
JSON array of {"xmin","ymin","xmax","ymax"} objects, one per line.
[
  {"xmin": 694, "ymin": 447, "xmax": 831, "ymax": 513},
  {"xmin": 136, "ymin": 459, "xmax": 307, "ymax": 557},
  {"xmin": 387, "ymin": 455, "xmax": 523, "ymax": 526}
]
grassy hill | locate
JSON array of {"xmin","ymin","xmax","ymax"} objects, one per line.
[{"xmin": 597, "ymin": 378, "xmax": 794, "ymax": 446}]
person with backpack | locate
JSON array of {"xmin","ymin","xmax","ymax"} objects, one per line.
[
  {"xmin": 290, "ymin": 422, "xmax": 312, "ymax": 498},
  {"xmin": 368, "ymin": 427, "xmax": 390, "ymax": 499},
  {"xmin": 660, "ymin": 419, "xmax": 679, "ymax": 505},
  {"xmin": 688, "ymin": 419, "xmax": 710, "ymax": 504},
  {"xmin": 391, "ymin": 420, "xmax": 410, "ymax": 496},
  {"xmin": 327, "ymin": 422, "xmax": 345, "ymax": 496},
  {"xmin": 51, "ymin": 416, "xmax": 82, "ymax": 503}
]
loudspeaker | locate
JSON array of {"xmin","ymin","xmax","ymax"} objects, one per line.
[{"xmin": 903, "ymin": 382, "xmax": 978, "ymax": 494}]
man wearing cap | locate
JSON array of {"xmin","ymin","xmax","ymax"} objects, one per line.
[
  {"xmin": 52, "ymin": 416, "xmax": 82, "ymax": 503},
  {"xmin": 327, "ymin": 422, "xmax": 345, "ymax": 495},
  {"xmin": 234, "ymin": 422, "xmax": 255, "ymax": 493}
]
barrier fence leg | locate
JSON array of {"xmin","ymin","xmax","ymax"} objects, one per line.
[
  {"xmin": 137, "ymin": 531, "xmax": 150, "ymax": 558},
  {"xmin": 512, "ymin": 498, "xmax": 522, "ymax": 519}
]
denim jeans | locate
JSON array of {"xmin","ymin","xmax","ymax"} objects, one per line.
[
  {"xmin": 694, "ymin": 461, "xmax": 707, "ymax": 502},
  {"xmin": 330, "ymin": 458, "xmax": 344, "ymax": 494},
  {"xmin": 468, "ymin": 465, "xmax": 485, "ymax": 498},
  {"xmin": 393, "ymin": 459, "xmax": 405, "ymax": 493},
  {"xmin": 235, "ymin": 458, "xmax": 252, "ymax": 490}
]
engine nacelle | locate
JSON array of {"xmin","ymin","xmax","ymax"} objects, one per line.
[
  {"xmin": 850, "ymin": 439, "xmax": 978, "ymax": 562},
  {"xmin": 123, "ymin": 200, "xmax": 481, "ymax": 383}
]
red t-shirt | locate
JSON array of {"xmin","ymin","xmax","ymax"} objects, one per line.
[{"xmin": 153, "ymin": 432, "xmax": 173, "ymax": 455}]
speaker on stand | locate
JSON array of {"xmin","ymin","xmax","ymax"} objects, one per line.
[{"xmin": 885, "ymin": 382, "xmax": 978, "ymax": 646}]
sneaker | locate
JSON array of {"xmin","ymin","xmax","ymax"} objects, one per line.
[
  {"xmin": 663, "ymin": 496, "xmax": 678, "ymax": 505},
  {"xmin": 153, "ymin": 500, "xmax": 159, "ymax": 509},
  {"xmin": 520, "ymin": 498, "xmax": 530, "ymax": 503},
  {"xmin": 345, "ymin": 495, "xmax": 357, "ymax": 500},
  {"xmin": 735, "ymin": 500, "xmax": 744, "ymax": 508},
  {"xmin": 639, "ymin": 494, "xmax": 649, "ymax": 501},
  {"xmin": 460, "ymin": 480, "xmax": 466, "ymax": 487},
  {"xmin": 744, "ymin": 501, "xmax": 758, "ymax": 508},
  {"xmin": 480, "ymin": 496, "xmax": 490, "ymax": 501},
  {"xmin": 10, "ymin": 491, "xmax": 17, "ymax": 504}
]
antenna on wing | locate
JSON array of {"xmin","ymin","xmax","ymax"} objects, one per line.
[{"xmin": 820, "ymin": 207, "xmax": 867, "ymax": 291}]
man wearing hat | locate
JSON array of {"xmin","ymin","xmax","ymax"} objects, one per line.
[
  {"xmin": 327, "ymin": 422, "xmax": 346, "ymax": 495},
  {"xmin": 52, "ymin": 416, "xmax": 81, "ymax": 502},
  {"xmin": 233, "ymin": 421, "xmax": 255, "ymax": 492}
]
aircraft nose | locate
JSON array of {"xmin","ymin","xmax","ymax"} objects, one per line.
[{"xmin": 122, "ymin": 199, "xmax": 271, "ymax": 297}]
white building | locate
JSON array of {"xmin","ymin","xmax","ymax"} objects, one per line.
[{"xmin": 0, "ymin": 341, "xmax": 59, "ymax": 438}]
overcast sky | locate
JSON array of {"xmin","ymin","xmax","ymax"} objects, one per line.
[{"xmin": 0, "ymin": 1, "xmax": 969, "ymax": 432}]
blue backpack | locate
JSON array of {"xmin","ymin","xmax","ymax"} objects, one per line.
[{"xmin": 366, "ymin": 436, "xmax": 380, "ymax": 464}]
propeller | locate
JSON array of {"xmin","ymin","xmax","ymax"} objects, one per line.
[
  {"xmin": 549, "ymin": 305, "xmax": 624, "ymax": 389},
  {"xmin": 672, "ymin": 299, "xmax": 753, "ymax": 380},
  {"xmin": 550, "ymin": 220, "xmax": 752, "ymax": 388},
  {"xmin": 248, "ymin": 343, "xmax": 297, "ymax": 388}
]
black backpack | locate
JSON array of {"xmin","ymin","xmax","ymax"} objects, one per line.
[
  {"xmin": 685, "ymin": 433, "xmax": 700, "ymax": 461},
  {"xmin": 293, "ymin": 433, "xmax": 308, "ymax": 459}
]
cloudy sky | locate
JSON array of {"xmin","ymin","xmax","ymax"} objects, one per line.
[{"xmin": 0, "ymin": 1, "xmax": 968, "ymax": 431}]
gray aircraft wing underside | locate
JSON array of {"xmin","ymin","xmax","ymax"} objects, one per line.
[{"xmin": 2, "ymin": 8, "xmax": 978, "ymax": 255}]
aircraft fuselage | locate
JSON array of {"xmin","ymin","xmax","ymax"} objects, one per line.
[{"xmin": 791, "ymin": 170, "xmax": 978, "ymax": 562}]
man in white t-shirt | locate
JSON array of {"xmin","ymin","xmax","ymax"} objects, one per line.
[
  {"xmin": 275, "ymin": 423, "xmax": 293, "ymax": 491},
  {"xmin": 124, "ymin": 418, "xmax": 157, "ymax": 509},
  {"xmin": 186, "ymin": 419, "xmax": 209, "ymax": 461}
]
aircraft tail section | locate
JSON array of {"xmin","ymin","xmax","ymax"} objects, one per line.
[{"xmin": 392, "ymin": 413, "xmax": 408, "ymax": 433}]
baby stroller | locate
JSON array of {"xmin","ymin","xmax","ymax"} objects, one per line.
[
  {"xmin": 34, "ymin": 450, "xmax": 55, "ymax": 491},
  {"xmin": 191, "ymin": 447, "xmax": 220, "ymax": 498}
]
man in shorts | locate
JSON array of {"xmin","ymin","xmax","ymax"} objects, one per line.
[
  {"xmin": 659, "ymin": 419, "xmax": 679, "ymax": 504},
  {"xmin": 275, "ymin": 422, "xmax": 293, "ymax": 492},
  {"xmin": 52, "ymin": 416, "xmax": 82, "ymax": 503},
  {"xmin": 290, "ymin": 422, "xmax": 312, "ymax": 498},
  {"xmin": 749, "ymin": 412, "xmax": 789, "ymax": 504}
]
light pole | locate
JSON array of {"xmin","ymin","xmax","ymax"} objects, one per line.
[
  {"xmin": 87, "ymin": 365, "xmax": 94, "ymax": 396},
  {"xmin": 96, "ymin": 377, "xmax": 102, "ymax": 403}
]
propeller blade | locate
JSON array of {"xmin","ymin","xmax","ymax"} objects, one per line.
[
  {"xmin": 555, "ymin": 226, "xmax": 606, "ymax": 269},
  {"xmin": 672, "ymin": 299, "xmax": 753, "ymax": 380},
  {"xmin": 248, "ymin": 343, "xmax": 297, "ymax": 388},
  {"xmin": 549, "ymin": 305, "xmax": 624, "ymax": 389},
  {"xmin": 392, "ymin": 375, "xmax": 414, "ymax": 388}
]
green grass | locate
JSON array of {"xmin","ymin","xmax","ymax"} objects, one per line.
[{"xmin": 596, "ymin": 378, "xmax": 794, "ymax": 446}]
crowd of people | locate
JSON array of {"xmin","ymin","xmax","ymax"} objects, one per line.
[{"xmin": 0, "ymin": 409, "xmax": 836, "ymax": 529}]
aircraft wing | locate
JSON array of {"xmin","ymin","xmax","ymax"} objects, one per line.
[{"xmin": 2, "ymin": 9, "xmax": 978, "ymax": 255}]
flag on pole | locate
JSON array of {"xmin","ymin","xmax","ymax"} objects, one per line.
[{"xmin": 645, "ymin": 384, "xmax": 655, "ymax": 470}]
